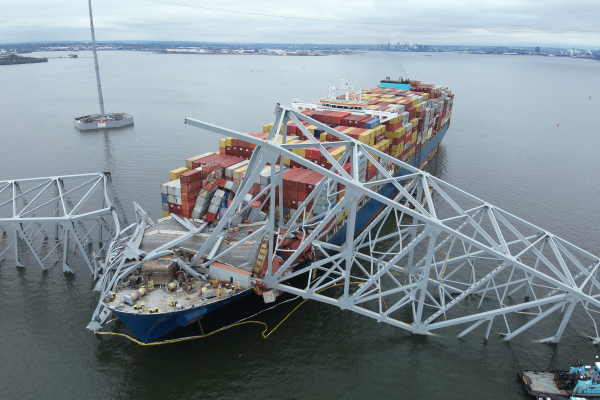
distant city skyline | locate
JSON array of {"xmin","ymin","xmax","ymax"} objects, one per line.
[{"xmin": 0, "ymin": 0, "xmax": 598, "ymax": 47}]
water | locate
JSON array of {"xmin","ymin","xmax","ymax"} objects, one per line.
[{"xmin": 1, "ymin": 50, "xmax": 599, "ymax": 399}]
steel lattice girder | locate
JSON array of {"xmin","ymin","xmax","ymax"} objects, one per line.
[
  {"xmin": 0, "ymin": 173, "xmax": 128, "ymax": 276},
  {"xmin": 182, "ymin": 104, "xmax": 600, "ymax": 343}
]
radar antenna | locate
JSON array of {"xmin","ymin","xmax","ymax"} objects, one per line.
[{"xmin": 340, "ymin": 79, "xmax": 355, "ymax": 101}]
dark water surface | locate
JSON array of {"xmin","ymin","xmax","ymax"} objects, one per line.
[{"xmin": 1, "ymin": 51, "xmax": 599, "ymax": 399}]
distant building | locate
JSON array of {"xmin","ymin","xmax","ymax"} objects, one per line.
[{"xmin": 535, "ymin": 46, "xmax": 540, "ymax": 53}]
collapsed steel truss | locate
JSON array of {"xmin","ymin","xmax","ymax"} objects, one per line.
[
  {"xmin": 0, "ymin": 173, "xmax": 129, "ymax": 278},
  {"xmin": 183, "ymin": 105, "xmax": 600, "ymax": 343},
  {"xmin": 3, "ymin": 105, "xmax": 599, "ymax": 343}
]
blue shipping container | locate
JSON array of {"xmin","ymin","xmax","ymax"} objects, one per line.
[
  {"xmin": 161, "ymin": 193, "xmax": 168, "ymax": 203},
  {"xmin": 365, "ymin": 118, "xmax": 381, "ymax": 129}
]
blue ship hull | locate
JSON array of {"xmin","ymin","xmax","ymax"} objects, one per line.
[
  {"xmin": 113, "ymin": 289, "xmax": 255, "ymax": 343},
  {"xmin": 115, "ymin": 124, "xmax": 449, "ymax": 343}
]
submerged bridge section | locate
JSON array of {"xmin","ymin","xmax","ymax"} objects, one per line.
[
  {"xmin": 0, "ymin": 173, "xmax": 130, "ymax": 278},
  {"xmin": 2, "ymin": 106, "xmax": 599, "ymax": 344}
]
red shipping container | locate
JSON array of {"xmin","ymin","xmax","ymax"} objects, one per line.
[
  {"xmin": 282, "ymin": 169, "xmax": 298, "ymax": 189},
  {"xmin": 287, "ymin": 123, "xmax": 298, "ymax": 136},
  {"xmin": 168, "ymin": 203, "xmax": 182, "ymax": 215},
  {"xmin": 298, "ymin": 171, "xmax": 318, "ymax": 193},
  {"xmin": 292, "ymin": 170, "xmax": 315, "ymax": 191},
  {"xmin": 181, "ymin": 200, "xmax": 195, "ymax": 211},
  {"xmin": 356, "ymin": 116, "xmax": 374, "ymax": 129},
  {"xmin": 180, "ymin": 169, "xmax": 201, "ymax": 184},
  {"xmin": 205, "ymin": 212, "xmax": 216, "ymax": 222},
  {"xmin": 283, "ymin": 198, "xmax": 291, "ymax": 208},
  {"xmin": 305, "ymin": 173, "xmax": 323, "ymax": 194},
  {"xmin": 181, "ymin": 189, "xmax": 200, "ymax": 202},
  {"xmin": 374, "ymin": 133, "xmax": 385, "ymax": 144},
  {"xmin": 333, "ymin": 112, "xmax": 351, "ymax": 125},
  {"xmin": 290, "ymin": 190, "xmax": 298, "ymax": 201},
  {"xmin": 387, "ymin": 121, "xmax": 403, "ymax": 131},
  {"xmin": 298, "ymin": 191, "xmax": 307, "ymax": 202}
]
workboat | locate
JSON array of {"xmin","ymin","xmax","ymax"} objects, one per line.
[
  {"xmin": 520, "ymin": 361, "xmax": 600, "ymax": 399},
  {"xmin": 95, "ymin": 77, "xmax": 454, "ymax": 343}
]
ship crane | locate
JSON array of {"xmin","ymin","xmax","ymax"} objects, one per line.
[{"xmin": 2, "ymin": 105, "xmax": 600, "ymax": 344}]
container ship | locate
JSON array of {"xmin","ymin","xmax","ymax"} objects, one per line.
[{"xmin": 101, "ymin": 77, "xmax": 454, "ymax": 343}]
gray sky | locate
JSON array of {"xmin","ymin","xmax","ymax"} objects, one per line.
[{"xmin": 1, "ymin": 0, "xmax": 599, "ymax": 47}]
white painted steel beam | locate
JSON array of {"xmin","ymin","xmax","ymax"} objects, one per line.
[{"xmin": 179, "ymin": 104, "xmax": 600, "ymax": 343}]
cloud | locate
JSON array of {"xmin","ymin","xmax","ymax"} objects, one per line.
[{"xmin": 0, "ymin": 0, "xmax": 599, "ymax": 47}]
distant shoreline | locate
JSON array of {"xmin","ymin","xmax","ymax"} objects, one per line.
[{"xmin": 0, "ymin": 55, "xmax": 48, "ymax": 66}]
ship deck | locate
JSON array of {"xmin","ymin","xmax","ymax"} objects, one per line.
[
  {"xmin": 520, "ymin": 370, "xmax": 571, "ymax": 400},
  {"xmin": 140, "ymin": 217, "xmax": 266, "ymax": 270}
]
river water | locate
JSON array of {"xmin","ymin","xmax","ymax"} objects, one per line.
[{"xmin": 0, "ymin": 50, "xmax": 599, "ymax": 399}]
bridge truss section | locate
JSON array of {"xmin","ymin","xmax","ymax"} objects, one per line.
[
  {"xmin": 182, "ymin": 104, "xmax": 600, "ymax": 343},
  {"xmin": 0, "ymin": 172, "xmax": 130, "ymax": 278}
]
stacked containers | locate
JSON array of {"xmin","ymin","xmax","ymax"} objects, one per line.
[
  {"xmin": 192, "ymin": 174, "xmax": 221, "ymax": 220},
  {"xmin": 180, "ymin": 169, "xmax": 202, "ymax": 218},
  {"xmin": 206, "ymin": 189, "xmax": 226, "ymax": 222}
]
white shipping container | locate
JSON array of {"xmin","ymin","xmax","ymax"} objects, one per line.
[
  {"xmin": 225, "ymin": 160, "xmax": 249, "ymax": 178},
  {"xmin": 174, "ymin": 196, "xmax": 182, "ymax": 205},
  {"xmin": 168, "ymin": 194, "xmax": 175, "ymax": 203},
  {"xmin": 208, "ymin": 203, "xmax": 219, "ymax": 214}
]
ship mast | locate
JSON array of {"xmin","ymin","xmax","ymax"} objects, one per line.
[{"xmin": 87, "ymin": 0, "xmax": 105, "ymax": 118}]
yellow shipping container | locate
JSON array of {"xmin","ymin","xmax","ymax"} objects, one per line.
[
  {"xmin": 366, "ymin": 105, "xmax": 379, "ymax": 110},
  {"xmin": 263, "ymin": 122, "xmax": 284, "ymax": 133},
  {"xmin": 263, "ymin": 122, "xmax": 274, "ymax": 133},
  {"xmin": 381, "ymin": 94, "xmax": 394, "ymax": 98},
  {"xmin": 219, "ymin": 138, "xmax": 226, "ymax": 148},
  {"xmin": 233, "ymin": 165, "xmax": 248, "ymax": 181},
  {"xmin": 306, "ymin": 125, "xmax": 316, "ymax": 135},
  {"xmin": 320, "ymin": 132, "xmax": 328, "ymax": 141},
  {"xmin": 385, "ymin": 127, "xmax": 406, "ymax": 139},
  {"xmin": 169, "ymin": 167, "xmax": 188, "ymax": 181},
  {"xmin": 381, "ymin": 139, "xmax": 391, "ymax": 149},
  {"xmin": 226, "ymin": 137, "xmax": 233, "ymax": 147},
  {"xmin": 374, "ymin": 125, "xmax": 386, "ymax": 136},
  {"xmin": 284, "ymin": 157, "xmax": 291, "ymax": 167},
  {"xmin": 358, "ymin": 132, "xmax": 370, "ymax": 144},
  {"xmin": 410, "ymin": 118, "xmax": 420, "ymax": 127},
  {"xmin": 415, "ymin": 103, "xmax": 423, "ymax": 111},
  {"xmin": 343, "ymin": 127, "xmax": 355, "ymax": 134},
  {"xmin": 298, "ymin": 140, "xmax": 310, "ymax": 158},
  {"xmin": 331, "ymin": 147, "xmax": 346, "ymax": 160},
  {"xmin": 388, "ymin": 115, "xmax": 401, "ymax": 125},
  {"xmin": 162, "ymin": 210, "xmax": 170, "ymax": 218},
  {"xmin": 422, "ymin": 93, "xmax": 429, "ymax": 100}
]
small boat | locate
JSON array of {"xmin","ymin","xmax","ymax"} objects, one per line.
[{"xmin": 520, "ymin": 360, "xmax": 600, "ymax": 399}]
